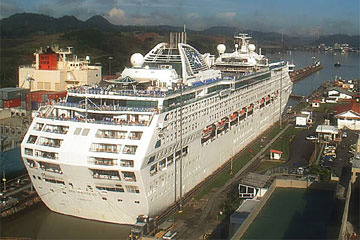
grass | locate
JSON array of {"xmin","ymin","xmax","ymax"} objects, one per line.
[
  {"xmin": 267, "ymin": 127, "xmax": 304, "ymax": 161},
  {"xmin": 254, "ymin": 161, "xmax": 283, "ymax": 174}
]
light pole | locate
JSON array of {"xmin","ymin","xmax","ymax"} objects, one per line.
[
  {"xmin": 108, "ymin": 56, "xmax": 113, "ymax": 75},
  {"xmin": 26, "ymin": 77, "xmax": 35, "ymax": 122},
  {"xmin": 1, "ymin": 136, "xmax": 8, "ymax": 192}
]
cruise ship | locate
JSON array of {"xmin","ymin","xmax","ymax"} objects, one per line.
[{"xmin": 20, "ymin": 32, "xmax": 292, "ymax": 225}]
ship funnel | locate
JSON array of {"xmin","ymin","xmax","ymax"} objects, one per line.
[
  {"xmin": 130, "ymin": 53, "xmax": 145, "ymax": 68},
  {"xmin": 217, "ymin": 44, "xmax": 226, "ymax": 55}
]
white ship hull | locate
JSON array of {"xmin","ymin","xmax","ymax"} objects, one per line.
[{"xmin": 21, "ymin": 66, "xmax": 291, "ymax": 224}]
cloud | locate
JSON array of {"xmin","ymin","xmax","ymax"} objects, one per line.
[
  {"xmin": 0, "ymin": 1, "xmax": 23, "ymax": 18},
  {"xmin": 217, "ymin": 11, "xmax": 236, "ymax": 21},
  {"xmin": 107, "ymin": 8, "xmax": 126, "ymax": 24}
]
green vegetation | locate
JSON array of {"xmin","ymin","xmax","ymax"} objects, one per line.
[
  {"xmin": 307, "ymin": 164, "xmax": 331, "ymax": 182},
  {"xmin": 267, "ymin": 127, "xmax": 304, "ymax": 161}
]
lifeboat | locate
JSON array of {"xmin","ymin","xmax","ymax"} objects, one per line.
[
  {"xmin": 239, "ymin": 108, "xmax": 246, "ymax": 115},
  {"xmin": 217, "ymin": 117, "xmax": 229, "ymax": 130},
  {"xmin": 230, "ymin": 112, "xmax": 238, "ymax": 121},
  {"xmin": 202, "ymin": 125, "xmax": 215, "ymax": 138},
  {"xmin": 265, "ymin": 95, "xmax": 270, "ymax": 101},
  {"xmin": 248, "ymin": 105, "xmax": 253, "ymax": 111}
]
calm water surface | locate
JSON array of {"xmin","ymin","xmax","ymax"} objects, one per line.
[{"xmin": 1, "ymin": 51, "xmax": 359, "ymax": 239}]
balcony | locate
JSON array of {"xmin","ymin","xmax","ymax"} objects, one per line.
[
  {"xmin": 95, "ymin": 129, "xmax": 127, "ymax": 139},
  {"xmin": 38, "ymin": 137, "xmax": 63, "ymax": 148},
  {"xmin": 90, "ymin": 169, "xmax": 121, "ymax": 181},
  {"xmin": 27, "ymin": 135, "xmax": 38, "ymax": 144},
  {"xmin": 89, "ymin": 157, "xmax": 118, "ymax": 166},
  {"xmin": 122, "ymin": 145, "xmax": 137, "ymax": 155},
  {"xmin": 90, "ymin": 143, "xmax": 121, "ymax": 153},
  {"xmin": 128, "ymin": 131, "xmax": 143, "ymax": 140},
  {"xmin": 34, "ymin": 150, "xmax": 59, "ymax": 160},
  {"xmin": 120, "ymin": 159, "xmax": 134, "ymax": 168},
  {"xmin": 43, "ymin": 124, "xmax": 69, "ymax": 134},
  {"xmin": 39, "ymin": 161, "xmax": 63, "ymax": 174},
  {"xmin": 122, "ymin": 171, "xmax": 136, "ymax": 182}
]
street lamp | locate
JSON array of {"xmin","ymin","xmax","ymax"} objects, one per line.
[
  {"xmin": 108, "ymin": 56, "xmax": 113, "ymax": 75},
  {"xmin": 26, "ymin": 77, "xmax": 35, "ymax": 122}
]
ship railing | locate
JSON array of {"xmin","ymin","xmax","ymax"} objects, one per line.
[
  {"xmin": 68, "ymin": 87, "xmax": 168, "ymax": 98},
  {"xmin": 40, "ymin": 115, "xmax": 151, "ymax": 127},
  {"xmin": 54, "ymin": 101, "xmax": 157, "ymax": 113}
]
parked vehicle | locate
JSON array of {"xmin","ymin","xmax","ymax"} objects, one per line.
[{"xmin": 306, "ymin": 135, "xmax": 318, "ymax": 141}]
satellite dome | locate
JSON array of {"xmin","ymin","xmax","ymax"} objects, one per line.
[
  {"xmin": 217, "ymin": 44, "xmax": 226, "ymax": 54},
  {"xmin": 248, "ymin": 44, "xmax": 256, "ymax": 52},
  {"xmin": 130, "ymin": 53, "xmax": 144, "ymax": 68}
]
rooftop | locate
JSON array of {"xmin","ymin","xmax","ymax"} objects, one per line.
[
  {"xmin": 316, "ymin": 125, "xmax": 339, "ymax": 134},
  {"xmin": 334, "ymin": 101, "xmax": 360, "ymax": 114},
  {"xmin": 239, "ymin": 172, "xmax": 272, "ymax": 188}
]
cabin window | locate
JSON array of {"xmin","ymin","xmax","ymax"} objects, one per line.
[
  {"xmin": 123, "ymin": 145, "xmax": 137, "ymax": 155},
  {"xmin": 148, "ymin": 156, "xmax": 155, "ymax": 164},
  {"xmin": 37, "ymin": 137, "xmax": 63, "ymax": 148},
  {"xmin": 126, "ymin": 185, "xmax": 140, "ymax": 194},
  {"xmin": 120, "ymin": 159, "xmax": 134, "ymax": 167},
  {"xmin": 90, "ymin": 143, "xmax": 121, "ymax": 153},
  {"xmin": 122, "ymin": 171, "xmax": 136, "ymax": 182},
  {"xmin": 89, "ymin": 157, "xmax": 118, "ymax": 166},
  {"xmin": 90, "ymin": 169, "xmax": 121, "ymax": 180},
  {"xmin": 27, "ymin": 135, "xmax": 38, "ymax": 144},
  {"xmin": 128, "ymin": 131, "xmax": 142, "ymax": 140},
  {"xmin": 38, "ymin": 161, "xmax": 63, "ymax": 174},
  {"xmin": 33, "ymin": 122, "xmax": 44, "ymax": 131},
  {"xmin": 155, "ymin": 140, "xmax": 161, "ymax": 148},
  {"xmin": 24, "ymin": 148, "xmax": 33, "ymax": 156},
  {"xmin": 95, "ymin": 129, "xmax": 127, "ymax": 139},
  {"xmin": 43, "ymin": 124, "xmax": 69, "ymax": 134},
  {"xmin": 26, "ymin": 159, "xmax": 37, "ymax": 168}
]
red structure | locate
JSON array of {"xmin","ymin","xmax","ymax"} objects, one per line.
[{"xmin": 38, "ymin": 48, "xmax": 58, "ymax": 70}]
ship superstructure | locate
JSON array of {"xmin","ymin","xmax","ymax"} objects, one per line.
[
  {"xmin": 18, "ymin": 45, "xmax": 102, "ymax": 92},
  {"xmin": 21, "ymin": 33, "xmax": 292, "ymax": 224}
]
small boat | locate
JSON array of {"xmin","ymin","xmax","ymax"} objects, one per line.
[
  {"xmin": 230, "ymin": 112, "xmax": 238, "ymax": 121},
  {"xmin": 334, "ymin": 61, "xmax": 341, "ymax": 67},
  {"xmin": 202, "ymin": 125, "xmax": 215, "ymax": 138}
]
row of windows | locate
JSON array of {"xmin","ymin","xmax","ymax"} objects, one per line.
[
  {"xmin": 27, "ymin": 135, "xmax": 63, "ymax": 148},
  {"xmin": 149, "ymin": 146, "xmax": 188, "ymax": 177},
  {"xmin": 34, "ymin": 123, "xmax": 69, "ymax": 134},
  {"xmin": 95, "ymin": 129, "xmax": 143, "ymax": 140},
  {"xmin": 26, "ymin": 159, "xmax": 63, "ymax": 174},
  {"xmin": 89, "ymin": 143, "xmax": 138, "ymax": 155},
  {"xmin": 89, "ymin": 169, "xmax": 137, "ymax": 182},
  {"xmin": 25, "ymin": 148, "xmax": 59, "ymax": 160},
  {"xmin": 87, "ymin": 157, "xmax": 134, "ymax": 168}
]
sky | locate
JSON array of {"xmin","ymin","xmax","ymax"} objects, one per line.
[{"xmin": 1, "ymin": 0, "xmax": 359, "ymax": 36}]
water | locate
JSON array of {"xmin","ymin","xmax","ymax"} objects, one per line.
[
  {"xmin": 1, "ymin": 203, "xmax": 132, "ymax": 239},
  {"xmin": 242, "ymin": 188, "xmax": 338, "ymax": 239},
  {"xmin": 1, "ymin": 51, "xmax": 358, "ymax": 239}
]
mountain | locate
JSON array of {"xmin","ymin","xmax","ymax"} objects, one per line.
[
  {"xmin": 313, "ymin": 34, "xmax": 360, "ymax": 48},
  {"xmin": 85, "ymin": 15, "xmax": 118, "ymax": 31}
]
